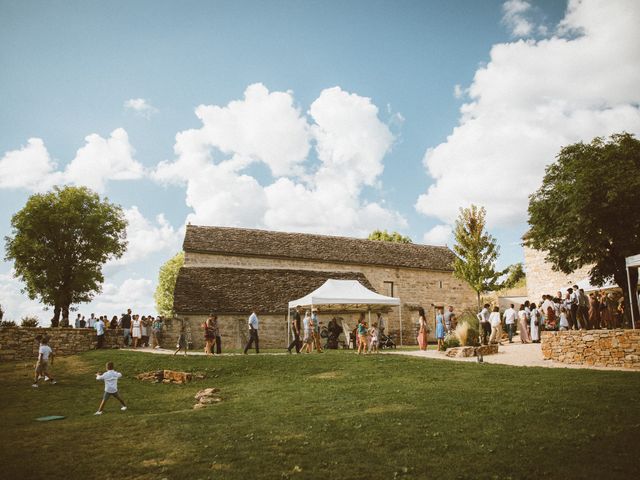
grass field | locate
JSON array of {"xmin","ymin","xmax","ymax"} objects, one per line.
[{"xmin": 1, "ymin": 350, "xmax": 639, "ymax": 479}]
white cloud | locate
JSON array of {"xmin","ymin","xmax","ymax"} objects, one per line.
[
  {"xmin": 0, "ymin": 128, "xmax": 144, "ymax": 193},
  {"xmin": 124, "ymin": 98, "xmax": 158, "ymax": 118},
  {"xmin": 502, "ymin": 0, "xmax": 534, "ymax": 37},
  {"xmin": 154, "ymin": 83, "xmax": 406, "ymax": 236},
  {"xmin": 422, "ymin": 224, "xmax": 452, "ymax": 246},
  {"xmin": 0, "ymin": 270, "xmax": 49, "ymax": 323},
  {"xmin": 91, "ymin": 278, "xmax": 155, "ymax": 315},
  {"xmin": 416, "ymin": 0, "xmax": 640, "ymax": 228},
  {"xmin": 453, "ymin": 84, "xmax": 464, "ymax": 99},
  {"xmin": 107, "ymin": 206, "xmax": 183, "ymax": 268}
]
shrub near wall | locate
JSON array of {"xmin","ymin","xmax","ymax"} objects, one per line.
[
  {"xmin": 0, "ymin": 327, "xmax": 124, "ymax": 362},
  {"xmin": 541, "ymin": 330, "xmax": 640, "ymax": 369}
]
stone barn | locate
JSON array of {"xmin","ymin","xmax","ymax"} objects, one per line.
[{"xmin": 169, "ymin": 225, "xmax": 476, "ymax": 350}]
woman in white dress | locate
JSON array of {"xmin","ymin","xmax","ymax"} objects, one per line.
[
  {"xmin": 529, "ymin": 303, "xmax": 540, "ymax": 343},
  {"xmin": 131, "ymin": 315, "xmax": 142, "ymax": 348}
]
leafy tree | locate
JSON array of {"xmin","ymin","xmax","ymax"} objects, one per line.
[
  {"xmin": 526, "ymin": 132, "xmax": 640, "ymax": 325},
  {"xmin": 502, "ymin": 262, "xmax": 526, "ymax": 290},
  {"xmin": 4, "ymin": 186, "xmax": 127, "ymax": 326},
  {"xmin": 368, "ymin": 229, "xmax": 412, "ymax": 243},
  {"xmin": 154, "ymin": 252, "xmax": 185, "ymax": 318},
  {"xmin": 452, "ymin": 205, "xmax": 508, "ymax": 309}
]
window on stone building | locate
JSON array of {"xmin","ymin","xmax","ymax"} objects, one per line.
[
  {"xmin": 383, "ymin": 281, "xmax": 394, "ymax": 297},
  {"xmin": 439, "ymin": 280, "xmax": 443, "ymax": 288}
]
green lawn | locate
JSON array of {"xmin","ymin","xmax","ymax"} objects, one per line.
[{"xmin": 1, "ymin": 350, "xmax": 639, "ymax": 480}]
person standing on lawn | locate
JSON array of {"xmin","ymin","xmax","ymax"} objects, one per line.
[
  {"xmin": 288, "ymin": 306, "xmax": 302, "ymax": 354},
  {"xmin": 32, "ymin": 337, "xmax": 56, "ymax": 388},
  {"xmin": 417, "ymin": 307, "xmax": 428, "ymax": 351},
  {"xmin": 95, "ymin": 361, "xmax": 127, "ymax": 415},
  {"xmin": 302, "ymin": 310, "xmax": 314, "ymax": 353},
  {"xmin": 244, "ymin": 310, "xmax": 260, "ymax": 354},
  {"xmin": 503, "ymin": 304, "xmax": 517, "ymax": 343},
  {"xmin": 95, "ymin": 315, "xmax": 105, "ymax": 349},
  {"xmin": 131, "ymin": 315, "xmax": 142, "ymax": 348},
  {"xmin": 356, "ymin": 313, "xmax": 368, "ymax": 355},
  {"xmin": 173, "ymin": 320, "xmax": 188, "ymax": 356},
  {"xmin": 368, "ymin": 322, "xmax": 380, "ymax": 353},
  {"xmin": 530, "ymin": 303, "xmax": 540, "ymax": 343},
  {"xmin": 311, "ymin": 308, "xmax": 323, "ymax": 353},
  {"xmin": 488, "ymin": 306, "xmax": 503, "ymax": 345},
  {"xmin": 376, "ymin": 312, "xmax": 386, "ymax": 335},
  {"xmin": 203, "ymin": 314, "xmax": 216, "ymax": 355}
]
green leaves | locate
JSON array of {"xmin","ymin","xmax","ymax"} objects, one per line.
[
  {"xmin": 154, "ymin": 252, "xmax": 185, "ymax": 317},
  {"xmin": 4, "ymin": 186, "xmax": 127, "ymax": 317},
  {"xmin": 452, "ymin": 205, "xmax": 508, "ymax": 305},
  {"xmin": 367, "ymin": 229, "xmax": 413, "ymax": 243}
]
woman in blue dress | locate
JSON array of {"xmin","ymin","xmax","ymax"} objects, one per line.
[{"xmin": 436, "ymin": 307, "xmax": 446, "ymax": 350}]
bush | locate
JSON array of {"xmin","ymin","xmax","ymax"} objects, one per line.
[
  {"xmin": 0, "ymin": 320, "xmax": 16, "ymax": 327},
  {"xmin": 457, "ymin": 309, "xmax": 480, "ymax": 346},
  {"xmin": 21, "ymin": 316, "xmax": 39, "ymax": 328},
  {"xmin": 442, "ymin": 333, "xmax": 460, "ymax": 350}
]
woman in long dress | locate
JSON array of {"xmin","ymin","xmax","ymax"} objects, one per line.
[
  {"xmin": 435, "ymin": 307, "xmax": 445, "ymax": 351},
  {"xmin": 131, "ymin": 315, "xmax": 142, "ymax": 348},
  {"xmin": 417, "ymin": 307, "xmax": 428, "ymax": 351},
  {"xmin": 529, "ymin": 303, "xmax": 540, "ymax": 343},
  {"xmin": 588, "ymin": 293, "xmax": 601, "ymax": 329},
  {"xmin": 518, "ymin": 305, "xmax": 531, "ymax": 343}
]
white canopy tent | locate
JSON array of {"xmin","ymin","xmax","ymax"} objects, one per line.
[
  {"xmin": 626, "ymin": 253, "xmax": 640, "ymax": 329},
  {"xmin": 287, "ymin": 279, "xmax": 403, "ymax": 345}
]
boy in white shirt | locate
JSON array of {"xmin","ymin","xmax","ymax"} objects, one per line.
[
  {"xmin": 32, "ymin": 338, "xmax": 56, "ymax": 387},
  {"xmin": 95, "ymin": 361, "xmax": 127, "ymax": 415}
]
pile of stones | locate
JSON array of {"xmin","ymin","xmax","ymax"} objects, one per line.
[
  {"xmin": 445, "ymin": 344, "xmax": 499, "ymax": 358},
  {"xmin": 136, "ymin": 370, "xmax": 205, "ymax": 384},
  {"xmin": 193, "ymin": 387, "xmax": 222, "ymax": 409}
]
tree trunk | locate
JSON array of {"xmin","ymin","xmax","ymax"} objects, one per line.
[
  {"xmin": 61, "ymin": 304, "xmax": 70, "ymax": 327},
  {"xmin": 51, "ymin": 304, "xmax": 61, "ymax": 327},
  {"xmin": 616, "ymin": 267, "xmax": 639, "ymax": 329},
  {"xmin": 476, "ymin": 291, "xmax": 481, "ymax": 311}
]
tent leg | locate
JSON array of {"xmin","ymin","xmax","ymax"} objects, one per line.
[
  {"xmin": 627, "ymin": 266, "xmax": 636, "ymax": 329},
  {"xmin": 400, "ymin": 304, "xmax": 403, "ymax": 347}
]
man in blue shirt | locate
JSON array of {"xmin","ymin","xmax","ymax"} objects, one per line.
[{"xmin": 244, "ymin": 310, "xmax": 260, "ymax": 354}]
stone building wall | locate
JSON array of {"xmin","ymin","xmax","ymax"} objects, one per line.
[
  {"xmin": 181, "ymin": 252, "xmax": 477, "ymax": 347},
  {"xmin": 0, "ymin": 327, "xmax": 124, "ymax": 362},
  {"xmin": 541, "ymin": 329, "xmax": 640, "ymax": 369},
  {"xmin": 524, "ymin": 246, "xmax": 591, "ymax": 302}
]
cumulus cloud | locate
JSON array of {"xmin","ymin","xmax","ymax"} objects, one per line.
[
  {"xmin": 0, "ymin": 270, "xmax": 49, "ymax": 322},
  {"xmin": 107, "ymin": 206, "xmax": 183, "ymax": 268},
  {"xmin": 416, "ymin": 0, "xmax": 640, "ymax": 228},
  {"xmin": 423, "ymin": 224, "xmax": 452, "ymax": 246},
  {"xmin": 124, "ymin": 98, "xmax": 158, "ymax": 117},
  {"xmin": 92, "ymin": 277, "xmax": 156, "ymax": 315},
  {"xmin": 154, "ymin": 83, "xmax": 406, "ymax": 236},
  {"xmin": 0, "ymin": 128, "xmax": 144, "ymax": 193},
  {"xmin": 502, "ymin": 0, "xmax": 534, "ymax": 37}
]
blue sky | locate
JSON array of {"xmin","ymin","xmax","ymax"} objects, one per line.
[{"xmin": 1, "ymin": 0, "xmax": 638, "ymax": 322}]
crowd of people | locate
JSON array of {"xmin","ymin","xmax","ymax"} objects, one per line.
[{"xmin": 65, "ymin": 309, "xmax": 165, "ymax": 350}]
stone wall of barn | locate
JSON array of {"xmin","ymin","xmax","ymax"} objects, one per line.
[
  {"xmin": 0, "ymin": 327, "xmax": 124, "ymax": 362},
  {"xmin": 524, "ymin": 246, "xmax": 592, "ymax": 302},
  {"xmin": 181, "ymin": 252, "xmax": 477, "ymax": 346}
]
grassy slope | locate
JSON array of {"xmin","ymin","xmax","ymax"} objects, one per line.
[{"xmin": 1, "ymin": 350, "xmax": 639, "ymax": 480}]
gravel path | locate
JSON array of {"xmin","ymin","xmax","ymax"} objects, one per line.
[{"xmin": 387, "ymin": 340, "xmax": 640, "ymax": 372}]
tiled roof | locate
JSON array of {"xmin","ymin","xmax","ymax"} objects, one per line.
[
  {"xmin": 183, "ymin": 225, "xmax": 455, "ymax": 271},
  {"xmin": 173, "ymin": 267, "xmax": 375, "ymax": 315}
]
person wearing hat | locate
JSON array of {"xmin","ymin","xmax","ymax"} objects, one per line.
[{"xmin": 311, "ymin": 308, "xmax": 323, "ymax": 353}]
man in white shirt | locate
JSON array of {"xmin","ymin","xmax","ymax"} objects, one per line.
[
  {"xmin": 476, "ymin": 304, "xmax": 491, "ymax": 345},
  {"xmin": 503, "ymin": 304, "xmax": 517, "ymax": 343},
  {"xmin": 32, "ymin": 338, "xmax": 56, "ymax": 387},
  {"xmin": 88, "ymin": 313, "xmax": 96, "ymax": 329},
  {"xmin": 74, "ymin": 313, "xmax": 81, "ymax": 329},
  {"xmin": 95, "ymin": 316, "xmax": 106, "ymax": 349},
  {"xmin": 244, "ymin": 310, "xmax": 260, "ymax": 354}
]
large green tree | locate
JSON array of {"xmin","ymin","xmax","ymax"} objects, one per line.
[
  {"xmin": 4, "ymin": 186, "xmax": 127, "ymax": 326},
  {"xmin": 368, "ymin": 229, "xmax": 412, "ymax": 243},
  {"xmin": 526, "ymin": 132, "xmax": 640, "ymax": 325},
  {"xmin": 154, "ymin": 251, "xmax": 185, "ymax": 318},
  {"xmin": 453, "ymin": 205, "xmax": 509, "ymax": 309}
]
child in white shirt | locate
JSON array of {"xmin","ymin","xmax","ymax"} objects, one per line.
[
  {"xmin": 32, "ymin": 338, "xmax": 56, "ymax": 387},
  {"xmin": 95, "ymin": 361, "xmax": 127, "ymax": 415},
  {"xmin": 368, "ymin": 322, "xmax": 380, "ymax": 353},
  {"xmin": 559, "ymin": 307, "xmax": 570, "ymax": 331}
]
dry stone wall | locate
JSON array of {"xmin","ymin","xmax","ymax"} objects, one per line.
[
  {"xmin": 183, "ymin": 252, "xmax": 477, "ymax": 346},
  {"xmin": 524, "ymin": 246, "xmax": 591, "ymax": 302},
  {"xmin": 541, "ymin": 329, "xmax": 640, "ymax": 369},
  {"xmin": 0, "ymin": 327, "xmax": 124, "ymax": 362}
]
